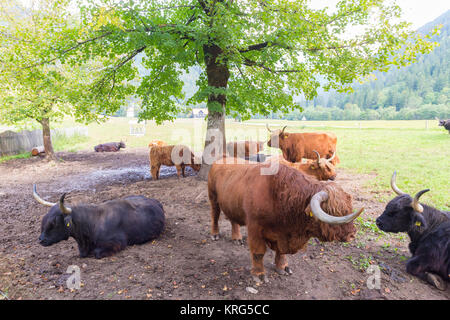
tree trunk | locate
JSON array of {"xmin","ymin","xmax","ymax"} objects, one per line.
[
  {"xmin": 40, "ymin": 117, "xmax": 56, "ymax": 161},
  {"xmin": 197, "ymin": 44, "xmax": 230, "ymax": 180}
]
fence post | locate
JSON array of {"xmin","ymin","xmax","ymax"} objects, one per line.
[{"xmin": 425, "ymin": 120, "xmax": 429, "ymax": 130}]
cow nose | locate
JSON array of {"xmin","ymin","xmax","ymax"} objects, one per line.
[
  {"xmin": 376, "ymin": 219, "xmax": 383, "ymax": 229},
  {"xmin": 329, "ymin": 176, "xmax": 336, "ymax": 181}
]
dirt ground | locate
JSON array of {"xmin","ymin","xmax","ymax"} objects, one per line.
[{"xmin": 0, "ymin": 148, "xmax": 448, "ymax": 300}]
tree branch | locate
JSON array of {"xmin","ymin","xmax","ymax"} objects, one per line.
[{"xmin": 243, "ymin": 58, "xmax": 300, "ymax": 73}]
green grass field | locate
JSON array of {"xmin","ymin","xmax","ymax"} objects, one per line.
[{"xmin": 2, "ymin": 117, "xmax": 449, "ymax": 210}]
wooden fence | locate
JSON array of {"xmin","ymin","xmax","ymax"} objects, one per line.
[
  {"xmin": 0, "ymin": 127, "xmax": 88, "ymax": 156},
  {"xmin": 0, "ymin": 129, "xmax": 42, "ymax": 156}
]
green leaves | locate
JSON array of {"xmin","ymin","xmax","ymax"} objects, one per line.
[{"xmin": 1, "ymin": 0, "xmax": 439, "ymax": 127}]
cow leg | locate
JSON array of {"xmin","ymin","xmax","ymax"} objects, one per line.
[
  {"xmin": 93, "ymin": 236, "xmax": 127, "ymax": 259},
  {"xmin": 93, "ymin": 242, "xmax": 125, "ymax": 259},
  {"xmin": 274, "ymin": 252, "xmax": 292, "ymax": 275},
  {"xmin": 175, "ymin": 165, "xmax": 182, "ymax": 178},
  {"xmin": 210, "ymin": 198, "xmax": 221, "ymax": 241},
  {"xmin": 406, "ymin": 256, "xmax": 446, "ymax": 290},
  {"xmin": 151, "ymin": 165, "xmax": 160, "ymax": 180},
  {"xmin": 231, "ymin": 222, "xmax": 243, "ymax": 245},
  {"xmin": 181, "ymin": 165, "xmax": 186, "ymax": 177},
  {"xmin": 247, "ymin": 224, "xmax": 268, "ymax": 284}
]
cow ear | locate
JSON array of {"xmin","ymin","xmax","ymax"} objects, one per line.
[
  {"xmin": 64, "ymin": 216, "xmax": 73, "ymax": 228},
  {"xmin": 304, "ymin": 204, "xmax": 313, "ymax": 217},
  {"xmin": 412, "ymin": 212, "xmax": 426, "ymax": 229},
  {"xmin": 310, "ymin": 165, "xmax": 317, "ymax": 170}
]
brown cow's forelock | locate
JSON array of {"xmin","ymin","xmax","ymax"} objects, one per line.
[{"xmin": 271, "ymin": 165, "xmax": 356, "ymax": 242}]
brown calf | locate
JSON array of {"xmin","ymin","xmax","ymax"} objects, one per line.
[{"xmin": 149, "ymin": 145, "xmax": 201, "ymax": 180}]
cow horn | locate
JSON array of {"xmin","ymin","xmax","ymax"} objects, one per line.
[
  {"xmin": 310, "ymin": 191, "xmax": 364, "ymax": 225},
  {"xmin": 59, "ymin": 193, "xmax": 72, "ymax": 215},
  {"xmin": 390, "ymin": 171, "xmax": 406, "ymax": 196},
  {"xmin": 313, "ymin": 150, "xmax": 320, "ymax": 164},
  {"xmin": 33, "ymin": 184, "xmax": 56, "ymax": 207},
  {"xmin": 411, "ymin": 189, "xmax": 429, "ymax": 213},
  {"xmin": 327, "ymin": 150, "xmax": 336, "ymax": 162},
  {"xmin": 266, "ymin": 123, "xmax": 272, "ymax": 132},
  {"xmin": 280, "ymin": 125, "xmax": 287, "ymax": 135}
]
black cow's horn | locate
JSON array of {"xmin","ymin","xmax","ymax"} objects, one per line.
[
  {"xmin": 310, "ymin": 191, "xmax": 364, "ymax": 225},
  {"xmin": 411, "ymin": 189, "xmax": 429, "ymax": 213},
  {"xmin": 312, "ymin": 150, "xmax": 320, "ymax": 164},
  {"xmin": 33, "ymin": 184, "xmax": 56, "ymax": 207},
  {"xmin": 266, "ymin": 123, "xmax": 272, "ymax": 132},
  {"xmin": 390, "ymin": 171, "xmax": 406, "ymax": 196},
  {"xmin": 280, "ymin": 125, "xmax": 287, "ymax": 135},
  {"xmin": 59, "ymin": 193, "xmax": 72, "ymax": 215}
]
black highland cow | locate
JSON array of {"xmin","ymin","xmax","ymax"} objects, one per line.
[
  {"xmin": 34, "ymin": 185, "xmax": 165, "ymax": 258},
  {"xmin": 438, "ymin": 119, "xmax": 450, "ymax": 134},
  {"xmin": 376, "ymin": 172, "xmax": 450, "ymax": 290}
]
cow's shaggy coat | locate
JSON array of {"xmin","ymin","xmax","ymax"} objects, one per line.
[{"xmin": 208, "ymin": 162, "xmax": 360, "ymax": 281}]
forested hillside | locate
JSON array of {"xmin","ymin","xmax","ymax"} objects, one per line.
[{"xmin": 293, "ymin": 10, "xmax": 450, "ymax": 120}]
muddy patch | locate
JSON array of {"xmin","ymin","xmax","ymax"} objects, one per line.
[{"xmin": 0, "ymin": 149, "xmax": 448, "ymax": 300}]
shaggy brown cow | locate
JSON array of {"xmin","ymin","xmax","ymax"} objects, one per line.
[
  {"xmin": 226, "ymin": 141, "xmax": 264, "ymax": 158},
  {"xmin": 149, "ymin": 145, "xmax": 201, "ymax": 180},
  {"xmin": 267, "ymin": 150, "xmax": 337, "ymax": 181},
  {"xmin": 266, "ymin": 125, "xmax": 340, "ymax": 165},
  {"xmin": 208, "ymin": 161, "xmax": 363, "ymax": 283},
  {"xmin": 148, "ymin": 140, "xmax": 167, "ymax": 148}
]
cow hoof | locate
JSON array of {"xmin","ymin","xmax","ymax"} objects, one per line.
[
  {"xmin": 233, "ymin": 239, "xmax": 244, "ymax": 246},
  {"xmin": 211, "ymin": 234, "xmax": 219, "ymax": 241},
  {"xmin": 426, "ymin": 272, "xmax": 447, "ymax": 291},
  {"xmin": 252, "ymin": 275, "xmax": 269, "ymax": 284},
  {"xmin": 275, "ymin": 266, "xmax": 293, "ymax": 276}
]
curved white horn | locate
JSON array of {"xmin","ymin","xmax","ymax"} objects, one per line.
[
  {"xmin": 266, "ymin": 123, "xmax": 272, "ymax": 132},
  {"xmin": 312, "ymin": 150, "xmax": 320, "ymax": 164},
  {"xmin": 59, "ymin": 193, "xmax": 72, "ymax": 215},
  {"xmin": 33, "ymin": 184, "xmax": 56, "ymax": 207},
  {"xmin": 411, "ymin": 189, "xmax": 429, "ymax": 213},
  {"xmin": 310, "ymin": 191, "xmax": 364, "ymax": 225},
  {"xmin": 390, "ymin": 171, "xmax": 406, "ymax": 196},
  {"xmin": 327, "ymin": 150, "xmax": 336, "ymax": 162}
]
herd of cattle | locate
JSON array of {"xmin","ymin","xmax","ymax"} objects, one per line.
[{"xmin": 33, "ymin": 124, "xmax": 449, "ymax": 292}]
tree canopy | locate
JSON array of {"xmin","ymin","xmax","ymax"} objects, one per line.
[
  {"xmin": 0, "ymin": 0, "xmax": 110, "ymax": 158},
  {"xmin": 36, "ymin": 0, "xmax": 438, "ymax": 122}
]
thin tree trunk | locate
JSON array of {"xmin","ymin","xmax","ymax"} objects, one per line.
[
  {"xmin": 40, "ymin": 117, "xmax": 56, "ymax": 161},
  {"xmin": 197, "ymin": 44, "xmax": 230, "ymax": 180}
]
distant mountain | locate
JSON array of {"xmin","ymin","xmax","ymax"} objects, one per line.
[{"xmin": 293, "ymin": 10, "xmax": 450, "ymax": 120}]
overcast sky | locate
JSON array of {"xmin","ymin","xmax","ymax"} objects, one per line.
[
  {"xmin": 310, "ymin": 0, "xmax": 449, "ymax": 29},
  {"xmin": 18, "ymin": 0, "xmax": 449, "ymax": 29}
]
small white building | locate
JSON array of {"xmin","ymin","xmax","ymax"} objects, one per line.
[
  {"xmin": 127, "ymin": 105, "xmax": 135, "ymax": 118},
  {"xmin": 192, "ymin": 108, "xmax": 208, "ymax": 118}
]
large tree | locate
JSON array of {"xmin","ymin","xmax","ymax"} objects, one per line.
[
  {"xmin": 0, "ymin": 0, "xmax": 115, "ymax": 160},
  {"xmin": 37, "ymin": 0, "xmax": 437, "ymax": 173}
]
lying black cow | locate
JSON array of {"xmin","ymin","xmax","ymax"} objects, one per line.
[
  {"xmin": 376, "ymin": 172, "xmax": 450, "ymax": 290},
  {"xmin": 94, "ymin": 141, "xmax": 126, "ymax": 152},
  {"xmin": 33, "ymin": 185, "xmax": 165, "ymax": 258},
  {"xmin": 438, "ymin": 119, "xmax": 450, "ymax": 134}
]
